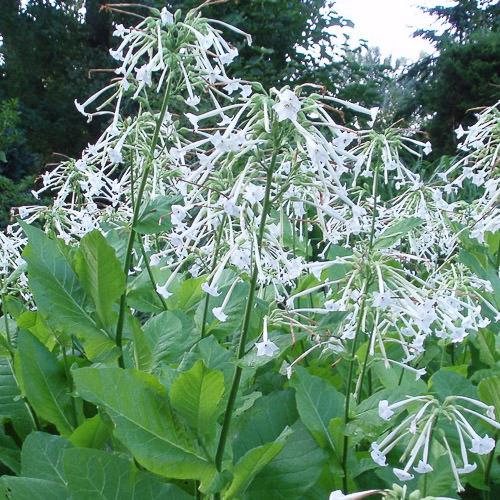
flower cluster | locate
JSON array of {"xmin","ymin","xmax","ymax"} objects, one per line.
[{"xmin": 372, "ymin": 395, "xmax": 499, "ymax": 491}]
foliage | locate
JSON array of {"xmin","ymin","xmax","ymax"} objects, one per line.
[
  {"xmin": 0, "ymin": 4, "xmax": 499, "ymax": 500},
  {"xmin": 402, "ymin": 0, "xmax": 500, "ymax": 156}
]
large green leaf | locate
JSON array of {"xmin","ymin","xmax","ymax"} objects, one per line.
[
  {"xmin": 478, "ymin": 375, "xmax": 500, "ymax": 416},
  {"xmin": 20, "ymin": 223, "xmax": 115, "ymax": 361},
  {"xmin": 75, "ymin": 229, "xmax": 125, "ymax": 330},
  {"xmin": 170, "ymin": 360, "xmax": 225, "ymax": 439},
  {"xmin": 232, "ymin": 390, "xmax": 298, "ymax": 462},
  {"xmin": 142, "ymin": 311, "xmax": 197, "ymax": 370},
  {"xmin": 68, "ymin": 414, "xmax": 111, "ymax": 449},
  {"xmin": 289, "ymin": 367, "xmax": 344, "ymax": 452},
  {"xmin": 429, "ymin": 369, "xmax": 476, "ymax": 400},
  {"xmin": 0, "ymin": 358, "xmax": 33, "ymax": 437},
  {"xmin": 2, "ymin": 477, "xmax": 67, "ymax": 500},
  {"xmin": 245, "ymin": 422, "xmax": 327, "ymax": 500},
  {"xmin": 21, "ymin": 432, "xmax": 72, "ymax": 486},
  {"xmin": 17, "ymin": 331, "xmax": 76, "ymax": 435},
  {"xmin": 62, "ymin": 448, "xmax": 191, "ymax": 500},
  {"xmin": 224, "ymin": 427, "xmax": 292, "ymax": 499},
  {"xmin": 73, "ymin": 367, "xmax": 216, "ymax": 484},
  {"xmin": 0, "ymin": 426, "xmax": 20, "ymax": 474}
]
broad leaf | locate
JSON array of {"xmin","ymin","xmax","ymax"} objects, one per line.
[
  {"xmin": 232, "ymin": 390, "xmax": 298, "ymax": 462},
  {"xmin": 478, "ymin": 375, "xmax": 500, "ymax": 416},
  {"xmin": 245, "ymin": 422, "xmax": 327, "ymax": 500},
  {"xmin": 20, "ymin": 223, "xmax": 115, "ymax": 361},
  {"xmin": 2, "ymin": 477, "xmax": 67, "ymax": 500},
  {"xmin": 17, "ymin": 330, "xmax": 76, "ymax": 435},
  {"xmin": 75, "ymin": 229, "xmax": 125, "ymax": 330},
  {"xmin": 170, "ymin": 360, "xmax": 225, "ymax": 439},
  {"xmin": 63, "ymin": 448, "xmax": 191, "ymax": 500},
  {"xmin": 21, "ymin": 432, "xmax": 72, "ymax": 486},
  {"xmin": 0, "ymin": 426, "xmax": 20, "ymax": 474},
  {"xmin": 69, "ymin": 414, "xmax": 111, "ymax": 449},
  {"xmin": 142, "ymin": 310, "xmax": 196, "ymax": 370},
  {"xmin": 224, "ymin": 427, "xmax": 292, "ymax": 499},
  {"xmin": 0, "ymin": 358, "xmax": 33, "ymax": 437},
  {"xmin": 73, "ymin": 367, "xmax": 216, "ymax": 484},
  {"xmin": 289, "ymin": 367, "xmax": 344, "ymax": 452}
]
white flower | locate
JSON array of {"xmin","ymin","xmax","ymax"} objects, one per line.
[
  {"xmin": 255, "ymin": 316, "xmax": 279, "ymax": 357},
  {"xmin": 329, "ymin": 490, "xmax": 381, "ymax": 500},
  {"xmin": 108, "ymin": 147, "xmax": 123, "ymax": 164},
  {"xmin": 223, "ymin": 199, "xmax": 240, "ymax": 217},
  {"xmin": 413, "ymin": 460, "xmax": 433, "ymax": 473},
  {"xmin": 423, "ymin": 141, "xmax": 432, "ymax": 155},
  {"xmin": 213, "ymin": 307, "xmax": 227, "ymax": 322},
  {"xmin": 470, "ymin": 435, "xmax": 495, "ymax": 455},
  {"xmin": 240, "ymin": 85, "xmax": 252, "ymax": 98},
  {"xmin": 219, "ymin": 48, "xmax": 238, "ymax": 65},
  {"xmin": 370, "ymin": 448, "xmax": 387, "ymax": 466},
  {"xmin": 255, "ymin": 340, "xmax": 279, "ymax": 357},
  {"xmin": 156, "ymin": 283, "xmax": 172, "ymax": 299},
  {"xmin": 160, "ymin": 7, "xmax": 174, "ymax": 26},
  {"xmin": 273, "ymin": 89, "xmax": 301, "ymax": 122},
  {"xmin": 244, "ymin": 183, "xmax": 265, "ymax": 204},
  {"xmin": 393, "ymin": 468, "xmax": 414, "ymax": 481},
  {"xmin": 455, "ymin": 124, "xmax": 466, "ymax": 139},
  {"xmin": 457, "ymin": 463, "xmax": 477, "ymax": 474},
  {"xmin": 112, "ymin": 24, "xmax": 128, "ymax": 38},
  {"xmin": 186, "ymin": 95, "xmax": 201, "ymax": 107},
  {"xmin": 378, "ymin": 400, "xmax": 394, "ymax": 420},
  {"xmin": 202, "ymin": 283, "xmax": 221, "ymax": 297}
]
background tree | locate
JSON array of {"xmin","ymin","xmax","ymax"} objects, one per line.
[{"xmin": 400, "ymin": 0, "xmax": 500, "ymax": 155}]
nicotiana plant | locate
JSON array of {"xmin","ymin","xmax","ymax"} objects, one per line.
[{"xmin": 0, "ymin": 3, "xmax": 499, "ymax": 500}]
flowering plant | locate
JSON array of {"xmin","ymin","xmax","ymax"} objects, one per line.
[{"xmin": 0, "ymin": 3, "xmax": 498, "ymax": 499}]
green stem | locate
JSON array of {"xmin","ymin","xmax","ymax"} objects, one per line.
[
  {"xmin": 342, "ymin": 166, "xmax": 379, "ymax": 492},
  {"xmin": 201, "ymin": 218, "xmax": 226, "ymax": 338},
  {"xmin": 115, "ymin": 74, "xmax": 173, "ymax": 368},
  {"xmin": 214, "ymin": 148, "xmax": 278, "ymax": 473},
  {"xmin": 356, "ymin": 324, "xmax": 375, "ymax": 403},
  {"xmin": 341, "ymin": 284, "xmax": 368, "ymax": 493},
  {"xmin": 138, "ymin": 238, "xmax": 168, "ymax": 311}
]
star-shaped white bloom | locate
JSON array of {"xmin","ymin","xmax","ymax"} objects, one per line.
[
  {"xmin": 156, "ymin": 283, "xmax": 172, "ymax": 299},
  {"xmin": 213, "ymin": 307, "xmax": 227, "ymax": 322},
  {"xmin": 255, "ymin": 340, "xmax": 279, "ymax": 357},
  {"xmin": 393, "ymin": 468, "xmax": 414, "ymax": 481},
  {"xmin": 272, "ymin": 89, "xmax": 301, "ymax": 122}
]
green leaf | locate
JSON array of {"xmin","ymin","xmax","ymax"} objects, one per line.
[
  {"xmin": 17, "ymin": 330, "xmax": 76, "ymax": 435},
  {"xmin": 373, "ymin": 217, "xmax": 423, "ymax": 249},
  {"xmin": 20, "ymin": 223, "xmax": 115, "ymax": 361},
  {"xmin": 2, "ymin": 477, "xmax": 67, "ymax": 500},
  {"xmin": 68, "ymin": 414, "xmax": 111, "ymax": 449},
  {"xmin": 232, "ymin": 390, "xmax": 298, "ymax": 462},
  {"xmin": 245, "ymin": 422, "xmax": 327, "ymax": 500},
  {"xmin": 170, "ymin": 360, "xmax": 225, "ymax": 439},
  {"xmin": 63, "ymin": 448, "xmax": 191, "ymax": 500},
  {"xmin": 0, "ymin": 426, "xmax": 20, "ymax": 474},
  {"xmin": 0, "ymin": 358, "xmax": 33, "ymax": 438},
  {"xmin": 134, "ymin": 195, "xmax": 178, "ymax": 234},
  {"xmin": 478, "ymin": 375, "xmax": 500, "ymax": 417},
  {"xmin": 429, "ymin": 369, "xmax": 476, "ymax": 400},
  {"xmin": 73, "ymin": 367, "xmax": 216, "ymax": 484},
  {"xmin": 75, "ymin": 229, "xmax": 125, "ymax": 330},
  {"xmin": 21, "ymin": 432, "xmax": 72, "ymax": 485},
  {"xmin": 142, "ymin": 311, "xmax": 197, "ymax": 370},
  {"xmin": 289, "ymin": 367, "xmax": 344, "ymax": 452},
  {"xmin": 224, "ymin": 427, "xmax": 292, "ymax": 499}
]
